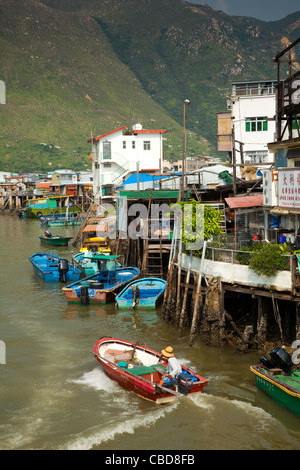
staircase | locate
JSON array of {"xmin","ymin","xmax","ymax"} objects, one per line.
[{"xmin": 72, "ymin": 206, "xmax": 92, "ymax": 247}]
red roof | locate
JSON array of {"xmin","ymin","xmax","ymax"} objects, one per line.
[
  {"xmin": 225, "ymin": 194, "xmax": 263, "ymax": 209},
  {"xmin": 88, "ymin": 126, "xmax": 127, "ymax": 143}
]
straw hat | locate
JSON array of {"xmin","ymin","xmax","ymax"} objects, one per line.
[{"xmin": 161, "ymin": 346, "xmax": 174, "ymax": 357}]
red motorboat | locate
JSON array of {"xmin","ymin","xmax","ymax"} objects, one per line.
[{"xmin": 93, "ymin": 336, "xmax": 208, "ymax": 404}]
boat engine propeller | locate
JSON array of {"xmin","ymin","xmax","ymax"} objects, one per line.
[
  {"xmin": 176, "ymin": 373, "xmax": 194, "ymax": 396},
  {"xmin": 58, "ymin": 258, "xmax": 69, "ymax": 283},
  {"xmin": 131, "ymin": 285, "xmax": 140, "ymax": 308},
  {"xmin": 80, "ymin": 286, "xmax": 90, "ymax": 305}
]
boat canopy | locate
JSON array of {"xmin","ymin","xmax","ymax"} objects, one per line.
[{"xmin": 85, "ymin": 254, "xmax": 121, "ymax": 260}]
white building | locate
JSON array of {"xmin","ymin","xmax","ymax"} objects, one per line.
[
  {"xmin": 230, "ymin": 80, "xmax": 277, "ymax": 166},
  {"xmin": 0, "ymin": 171, "xmax": 12, "ymax": 183},
  {"xmin": 218, "ymin": 80, "xmax": 277, "ymax": 178},
  {"xmin": 89, "ymin": 123, "xmax": 166, "ymax": 202}
]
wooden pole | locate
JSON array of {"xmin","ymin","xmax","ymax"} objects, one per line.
[
  {"xmin": 257, "ymin": 296, "xmax": 267, "ymax": 347},
  {"xmin": 218, "ymin": 277, "xmax": 226, "ymax": 346},
  {"xmin": 161, "ymin": 219, "xmax": 178, "ymax": 317},
  {"xmin": 175, "ymin": 231, "xmax": 183, "ymax": 322},
  {"xmin": 178, "ymin": 251, "xmax": 192, "ymax": 332},
  {"xmin": 189, "ymin": 241, "xmax": 207, "ymax": 346}
]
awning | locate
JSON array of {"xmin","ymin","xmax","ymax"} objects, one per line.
[
  {"xmin": 83, "ymin": 224, "xmax": 108, "ymax": 232},
  {"xmin": 225, "ymin": 194, "xmax": 263, "ymax": 209},
  {"xmin": 119, "ymin": 190, "xmax": 184, "ymax": 199},
  {"xmin": 36, "ymin": 182, "xmax": 52, "ymax": 189}
]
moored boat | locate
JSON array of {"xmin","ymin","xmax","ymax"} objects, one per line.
[
  {"xmin": 93, "ymin": 336, "xmax": 208, "ymax": 404},
  {"xmin": 73, "ymin": 252, "xmax": 121, "ymax": 277},
  {"xmin": 115, "ymin": 277, "xmax": 166, "ymax": 309},
  {"xmin": 250, "ymin": 347, "xmax": 300, "ymax": 417},
  {"xmin": 46, "ymin": 219, "xmax": 82, "ymax": 227},
  {"xmin": 62, "ymin": 256, "xmax": 139, "ymax": 304},
  {"xmin": 29, "ymin": 251, "xmax": 81, "ymax": 283},
  {"xmin": 39, "ymin": 231, "xmax": 73, "ymax": 246}
]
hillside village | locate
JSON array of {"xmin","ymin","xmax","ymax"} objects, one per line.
[{"xmin": 1, "ymin": 36, "xmax": 300, "ymax": 355}]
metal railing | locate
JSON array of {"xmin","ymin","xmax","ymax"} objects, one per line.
[{"xmin": 206, "ymin": 245, "xmax": 294, "ymax": 273}]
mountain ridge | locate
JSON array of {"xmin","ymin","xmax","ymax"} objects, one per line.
[{"xmin": 1, "ymin": 0, "xmax": 300, "ymax": 172}]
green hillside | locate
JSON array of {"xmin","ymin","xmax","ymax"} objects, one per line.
[
  {"xmin": 0, "ymin": 0, "xmax": 193, "ymax": 172},
  {"xmin": 1, "ymin": 0, "xmax": 300, "ymax": 172}
]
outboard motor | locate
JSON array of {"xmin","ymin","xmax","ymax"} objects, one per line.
[
  {"xmin": 259, "ymin": 356, "xmax": 276, "ymax": 369},
  {"xmin": 176, "ymin": 373, "xmax": 194, "ymax": 396},
  {"xmin": 269, "ymin": 347, "xmax": 293, "ymax": 374},
  {"xmin": 132, "ymin": 285, "xmax": 140, "ymax": 308},
  {"xmin": 80, "ymin": 286, "xmax": 90, "ymax": 305},
  {"xmin": 58, "ymin": 258, "xmax": 69, "ymax": 282},
  {"xmin": 44, "ymin": 230, "xmax": 52, "ymax": 238}
]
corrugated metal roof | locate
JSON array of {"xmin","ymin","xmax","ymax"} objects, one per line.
[{"xmin": 225, "ymin": 194, "xmax": 263, "ymax": 209}]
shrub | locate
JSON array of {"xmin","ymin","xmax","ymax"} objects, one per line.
[{"xmin": 248, "ymin": 243, "xmax": 290, "ymax": 277}]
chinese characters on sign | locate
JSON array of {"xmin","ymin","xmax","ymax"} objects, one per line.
[{"xmin": 278, "ymin": 169, "xmax": 300, "ymax": 209}]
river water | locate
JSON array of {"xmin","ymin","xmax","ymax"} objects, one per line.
[{"xmin": 0, "ymin": 216, "xmax": 299, "ymax": 451}]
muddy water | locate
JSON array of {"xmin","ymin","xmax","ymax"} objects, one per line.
[{"xmin": 0, "ymin": 216, "xmax": 299, "ymax": 450}]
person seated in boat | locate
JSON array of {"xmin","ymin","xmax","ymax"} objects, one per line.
[{"xmin": 158, "ymin": 346, "xmax": 182, "ymax": 387}]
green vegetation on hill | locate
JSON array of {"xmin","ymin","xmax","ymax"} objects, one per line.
[{"xmin": 1, "ymin": 0, "xmax": 300, "ymax": 173}]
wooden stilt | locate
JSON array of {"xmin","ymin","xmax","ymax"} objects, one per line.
[
  {"xmin": 161, "ymin": 220, "xmax": 178, "ymax": 320},
  {"xmin": 175, "ymin": 235, "xmax": 183, "ymax": 322},
  {"xmin": 189, "ymin": 241, "xmax": 207, "ymax": 346},
  {"xmin": 257, "ymin": 296, "xmax": 267, "ymax": 347},
  {"xmin": 218, "ymin": 277, "xmax": 226, "ymax": 346},
  {"xmin": 178, "ymin": 251, "xmax": 193, "ymax": 332},
  {"xmin": 296, "ymin": 303, "xmax": 300, "ymax": 340}
]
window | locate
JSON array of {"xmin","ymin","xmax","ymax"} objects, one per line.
[
  {"xmin": 103, "ymin": 163, "xmax": 111, "ymax": 168},
  {"xmin": 132, "ymin": 141, "xmax": 136, "ymax": 149},
  {"xmin": 245, "ymin": 151, "xmax": 268, "ymax": 164},
  {"xmin": 245, "ymin": 117, "xmax": 268, "ymax": 132},
  {"xmin": 144, "ymin": 141, "xmax": 151, "ymax": 150},
  {"xmin": 103, "ymin": 141, "xmax": 111, "ymax": 160},
  {"xmin": 123, "ymin": 141, "xmax": 126, "ymax": 149}
]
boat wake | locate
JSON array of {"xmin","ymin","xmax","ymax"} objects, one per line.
[{"xmin": 66, "ymin": 367, "xmax": 179, "ymax": 450}]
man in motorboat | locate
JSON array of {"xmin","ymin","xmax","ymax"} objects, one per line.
[{"xmin": 158, "ymin": 346, "xmax": 182, "ymax": 387}]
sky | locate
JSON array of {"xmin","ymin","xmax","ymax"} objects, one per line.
[{"xmin": 188, "ymin": 0, "xmax": 300, "ymax": 22}]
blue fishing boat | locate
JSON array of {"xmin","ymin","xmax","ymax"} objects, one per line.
[
  {"xmin": 73, "ymin": 252, "xmax": 122, "ymax": 276},
  {"xmin": 30, "ymin": 252, "xmax": 81, "ymax": 283},
  {"xmin": 115, "ymin": 277, "xmax": 166, "ymax": 309},
  {"xmin": 62, "ymin": 255, "xmax": 140, "ymax": 304}
]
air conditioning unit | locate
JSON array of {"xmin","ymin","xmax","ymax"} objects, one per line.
[{"xmin": 263, "ymin": 170, "xmax": 278, "ymax": 206}]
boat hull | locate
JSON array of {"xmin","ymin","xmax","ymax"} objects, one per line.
[
  {"xmin": 93, "ymin": 336, "xmax": 208, "ymax": 404},
  {"xmin": 62, "ymin": 267, "xmax": 140, "ymax": 304},
  {"xmin": 47, "ymin": 220, "xmax": 82, "ymax": 227},
  {"xmin": 116, "ymin": 278, "xmax": 166, "ymax": 309},
  {"xmin": 250, "ymin": 365, "xmax": 300, "ymax": 417},
  {"xmin": 39, "ymin": 236, "xmax": 73, "ymax": 246},
  {"xmin": 24, "ymin": 206, "xmax": 81, "ymax": 218},
  {"xmin": 30, "ymin": 253, "xmax": 81, "ymax": 283},
  {"xmin": 63, "ymin": 287, "xmax": 116, "ymax": 304}
]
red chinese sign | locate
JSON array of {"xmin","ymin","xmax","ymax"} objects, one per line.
[{"xmin": 278, "ymin": 169, "xmax": 300, "ymax": 208}]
